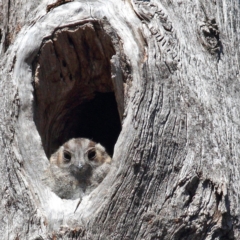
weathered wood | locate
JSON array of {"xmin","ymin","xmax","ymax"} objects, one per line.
[{"xmin": 0, "ymin": 0, "xmax": 240, "ymax": 239}]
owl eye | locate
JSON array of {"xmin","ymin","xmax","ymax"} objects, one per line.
[
  {"xmin": 87, "ymin": 149, "xmax": 96, "ymax": 161},
  {"xmin": 63, "ymin": 150, "xmax": 71, "ymax": 163}
]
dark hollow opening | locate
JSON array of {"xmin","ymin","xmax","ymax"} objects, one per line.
[
  {"xmin": 33, "ymin": 22, "xmax": 123, "ymax": 159},
  {"xmin": 61, "ymin": 92, "xmax": 121, "ymax": 156}
]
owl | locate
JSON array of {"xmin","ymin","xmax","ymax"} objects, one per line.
[{"xmin": 46, "ymin": 138, "xmax": 112, "ymax": 200}]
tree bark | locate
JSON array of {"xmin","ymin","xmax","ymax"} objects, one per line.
[{"xmin": 0, "ymin": 0, "xmax": 240, "ymax": 239}]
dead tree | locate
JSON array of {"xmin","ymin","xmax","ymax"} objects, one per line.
[{"xmin": 0, "ymin": 0, "xmax": 239, "ymax": 239}]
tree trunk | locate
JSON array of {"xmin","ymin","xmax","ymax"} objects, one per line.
[{"xmin": 0, "ymin": 0, "xmax": 239, "ymax": 239}]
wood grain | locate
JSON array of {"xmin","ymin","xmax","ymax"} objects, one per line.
[{"xmin": 0, "ymin": 0, "xmax": 239, "ymax": 239}]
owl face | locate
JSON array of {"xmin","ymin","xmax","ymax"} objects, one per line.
[{"xmin": 50, "ymin": 138, "xmax": 111, "ymax": 180}]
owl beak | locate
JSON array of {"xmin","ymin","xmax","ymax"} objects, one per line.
[{"xmin": 78, "ymin": 163, "xmax": 83, "ymax": 170}]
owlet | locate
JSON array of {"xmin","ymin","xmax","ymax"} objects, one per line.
[{"xmin": 45, "ymin": 138, "xmax": 112, "ymax": 200}]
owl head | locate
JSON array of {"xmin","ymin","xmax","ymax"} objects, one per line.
[{"xmin": 50, "ymin": 138, "xmax": 111, "ymax": 180}]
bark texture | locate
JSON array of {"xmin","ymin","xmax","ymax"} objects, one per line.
[{"xmin": 0, "ymin": 0, "xmax": 240, "ymax": 239}]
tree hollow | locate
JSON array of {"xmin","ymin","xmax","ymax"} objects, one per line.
[{"xmin": 33, "ymin": 21, "xmax": 122, "ymax": 157}]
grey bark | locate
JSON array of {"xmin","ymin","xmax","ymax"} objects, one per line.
[{"xmin": 0, "ymin": 0, "xmax": 240, "ymax": 239}]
